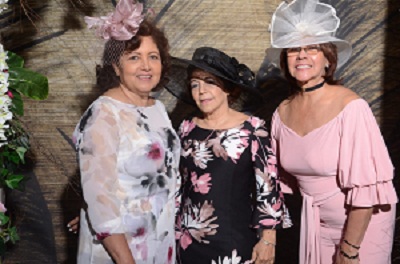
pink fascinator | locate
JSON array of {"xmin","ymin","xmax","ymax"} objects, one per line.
[{"xmin": 84, "ymin": 0, "xmax": 144, "ymax": 41}]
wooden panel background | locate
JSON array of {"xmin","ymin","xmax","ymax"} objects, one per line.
[{"xmin": 0, "ymin": 0, "xmax": 399, "ymax": 263}]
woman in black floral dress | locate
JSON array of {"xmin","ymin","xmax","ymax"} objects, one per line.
[{"xmin": 168, "ymin": 47, "xmax": 292, "ymax": 264}]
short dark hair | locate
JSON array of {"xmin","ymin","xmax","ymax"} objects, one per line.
[
  {"xmin": 279, "ymin": 42, "xmax": 341, "ymax": 96},
  {"xmin": 186, "ymin": 67, "xmax": 242, "ymax": 105},
  {"xmin": 96, "ymin": 19, "xmax": 170, "ymax": 93}
]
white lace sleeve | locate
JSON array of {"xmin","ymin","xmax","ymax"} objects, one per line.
[{"xmin": 77, "ymin": 102, "xmax": 124, "ymax": 237}]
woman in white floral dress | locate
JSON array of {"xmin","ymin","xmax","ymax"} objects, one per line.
[
  {"xmin": 167, "ymin": 47, "xmax": 292, "ymax": 264},
  {"xmin": 72, "ymin": 1, "xmax": 180, "ymax": 263}
]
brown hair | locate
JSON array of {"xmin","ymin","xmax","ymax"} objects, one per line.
[
  {"xmin": 96, "ymin": 19, "xmax": 170, "ymax": 93},
  {"xmin": 279, "ymin": 42, "xmax": 341, "ymax": 96}
]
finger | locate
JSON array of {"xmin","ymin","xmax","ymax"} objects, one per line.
[
  {"xmin": 67, "ymin": 216, "xmax": 80, "ymax": 232},
  {"xmin": 67, "ymin": 216, "xmax": 78, "ymax": 227},
  {"xmin": 71, "ymin": 216, "xmax": 80, "ymax": 225}
]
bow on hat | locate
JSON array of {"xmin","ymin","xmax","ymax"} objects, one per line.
[{"xmin": 84, "ymin": 0, "xmax": 144, "ymax": 41}]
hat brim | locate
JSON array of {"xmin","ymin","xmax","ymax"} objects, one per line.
[
  {"xmin": 266, "ymin": 37, "xmax": 352, "ymax": 69},
  {"xmin": 163, "ymin": 57, "xmax": 262, "ymax": 110},
  {"xmin": 177, "ymin": 57, "xmax": 260, "ymax": 94}
]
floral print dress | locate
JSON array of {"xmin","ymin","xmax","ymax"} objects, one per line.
[
  {"xmin": 175, "ymin": 116, "xmax": 291, "ymax": 264},
  {"xmin": 73, "ymin": 96, "xmax": 180, "ymax": 264}
]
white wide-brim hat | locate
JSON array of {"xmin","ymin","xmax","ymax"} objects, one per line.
[{"xmin": 266, "ymin": 0, "xmax": 352, "ymax": 69}]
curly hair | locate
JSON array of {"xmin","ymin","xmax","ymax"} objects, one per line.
[
  {"xmin": 279, "ymin": 42, "xmax": 341, "ymax": 96},
  {"xmin": 96, "ymin": 19, "xmax": 170, "ymax": 93}
]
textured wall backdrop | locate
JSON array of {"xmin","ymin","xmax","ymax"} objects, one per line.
[{"xmin": 0, "ymin": 0, "xmax": 399, "ymax": 263}]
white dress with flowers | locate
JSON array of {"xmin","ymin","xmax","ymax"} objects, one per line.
[
  {"xmin": 175, "ymin": 116, "xmax": 291, "ymax": 264},
  {"xmin": 73, "ymin": 96, "xmax": 180, "ymax": 264}
]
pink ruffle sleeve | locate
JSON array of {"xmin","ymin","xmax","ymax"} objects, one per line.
[{"xmin": 338, "ymin": 99, "xmax": 398, "ymax": 206}]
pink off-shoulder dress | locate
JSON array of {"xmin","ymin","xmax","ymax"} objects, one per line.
[{"xmin": 271, "ymin": 98, "xmax": 397, "ymax": 264}]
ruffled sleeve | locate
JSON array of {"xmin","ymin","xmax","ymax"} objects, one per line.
[
  {"xmin": 250, "ymin": 116, "xmax": 292, "ymax": 230},
  {"xmin": 75, "ymin": 101, "xmax": 124, "ymax": 239},
  {"xmin": 338, "ymin": 99, "xmax": 398, "ymax": 206}
]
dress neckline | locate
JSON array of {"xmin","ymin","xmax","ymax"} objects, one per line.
[
  {"xmin": 100, "ymin": 95, "xmax": 157, "ymax": 109},
  {"xmin": 193, "ymin": 115, "xmax": 252, "ymax": 132},
  {"xmin": 276, "ymin": 98, "xmax": 363, "ymax": 138}
]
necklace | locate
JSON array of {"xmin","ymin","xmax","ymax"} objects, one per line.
[{"xmin": 303, "ymin": 80, "xmax": 325, "ymax": 93}]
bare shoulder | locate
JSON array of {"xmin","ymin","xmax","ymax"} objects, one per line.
[
  {"xmin": 330, "ymin": 85, "xmax": 360, "ymax": 107},
  {"xmin": 277, "ymin": 98, "xmax": 291, "ymax": 114}
]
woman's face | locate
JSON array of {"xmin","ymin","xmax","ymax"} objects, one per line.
[
  {"xmin": 190, "ymin": 69, "xmax": 229, "ymax": 115},
  {"xmin": 286, "ymin": 44, "xmax": 329, "ymax": 87},
  {"xmin": 114, "ymin": 36, "xmax": 162, "ymax": 95}
]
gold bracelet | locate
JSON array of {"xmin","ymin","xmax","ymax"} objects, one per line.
[{"xmin": 262, "ymin": 238, "xmax": 276, "ymax": 247}]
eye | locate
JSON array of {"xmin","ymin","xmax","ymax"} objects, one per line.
[
  {"xmin": 204, "ymin": 77, "xmax": 218, "ymax": 86},
  {"xmin": 190, "ymin": 80, "xmax": 200, "ymax": 89},
  {"xmin": 150, "ymin": 54, "xmax": 160, "ymax": 60},
  {"xmin": 286, "ymin": 47, "xmax": 301, "ymax": 54},
  {"xmin": 128, "ymin": 55, "xmax": 139, "ymax": 60},
  {"xmin": 307, "ymin": 46, "xmax": 320, "ymax": 51}
]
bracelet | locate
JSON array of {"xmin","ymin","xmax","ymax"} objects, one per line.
[
  {"xmin": 339, "ymin": 246, "xmax": 359, "ymax": 260},
  {"xmin": 261, "ymin": 238, "xmax": 276, "ymax": 247},
  {"xmin": 343, "ymin": 239, "xmax": 361, "ymax": 250}
]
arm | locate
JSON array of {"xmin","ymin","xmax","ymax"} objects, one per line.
[
  {"xmin": 335, "ymin": 207, "xmax": 373, "ymax": 264},
  {"xmin": 249, "ymin": 118, "xmax": 291, "ymax": 263},
  {"xmin": 336, "ymin": 100, "xmax": 397, "ymax": 263},
  {"xmin": 103, "ymin": 235, "xmax": 136, "ymax": 264},
  {"xmin": 78, "ymin": 103, "xmax": 132, "ymax": 260}
]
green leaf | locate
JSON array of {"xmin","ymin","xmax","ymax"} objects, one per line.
[
  {"xmin": 0, "ymin": 169, "xmax": 7, "ymax": 177},
  {"xmin": 10, "ymin": 89, "xmax": 24, "ymax": 116},
  {"xmin": 8, "ymin": 67, "xmax": 49, "ymax": 100},
  {"xmin": 4, "ymin": 151, "xmax": 20, "ymax": 165},
  {"xmin": 8, "ymin": 226, "xmax": 19, "ymax": 244},
  {"xmin": 5, "ymin": 51, "xmax": 24, "ymax": 68},
  {"xmin": 15, "ymin": 147, "xmax": 27, "ymax": 163},
  {"xmin": 0, "ymin": 213, "xmax": 9, "ymax": 225},
  {"xmin": 5, "ymin": 174, "xmax": 24, "ymax": 189}
]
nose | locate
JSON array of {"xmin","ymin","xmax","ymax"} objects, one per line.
[
  {"xmin": 141, "ymin": 58, "xmax": 150, "ymax": 70},
  {"xmin": 198, "ymin": 81, "xmax": 206, "ymax": 94},
  {"xmin": 298, "ymin": 47, "xmax": 308, "ymax": 58}
]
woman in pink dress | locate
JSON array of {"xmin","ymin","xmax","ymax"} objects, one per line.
[{"xmin": 266, "ymin": 0, "xmax": 397, "ymax": 263}]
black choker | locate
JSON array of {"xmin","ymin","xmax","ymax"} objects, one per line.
[{"xmin": 303, "ymin": 81, "xmax": 325, "ymax": 92}]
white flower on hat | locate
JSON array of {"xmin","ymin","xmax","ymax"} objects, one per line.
[{"xmin": 266, "ymin": 0, "xmax": 352, "ymax": 68}]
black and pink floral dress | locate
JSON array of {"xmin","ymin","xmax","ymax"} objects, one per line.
[{"xmin": 175, "ymin": 116, "xmax": 291, "ymax": 264}]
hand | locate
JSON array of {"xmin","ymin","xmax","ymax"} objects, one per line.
[
  {"xmin": 67, "ymin": 216, "xmax": 80, "ymax": 234},
  {"xmin": 335, "ymin": 243, "xmax": 359, "ymax": 264},
  {"xmin": 251, "ymin": 239, "xmax": 275, "ymax": 264}
]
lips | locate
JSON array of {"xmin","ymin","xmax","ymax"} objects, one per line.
[{"xmin": 199, "ymin": 98, "xmax": 212, "ymax": 104}]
